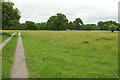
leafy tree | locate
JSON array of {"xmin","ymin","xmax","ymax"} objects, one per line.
[
  {"xmin": 109, "ymin": 24, "xmax": 116, "ymax": 32},
  {"xmin": 91, "ymin": 24, "xmax": 99, "ymax": 30},
  {"xmin": 46, "ymin": 16, "xmax": 57, "ymax": 30},
  {"xmin": 25, "ymin": 21, "xmax": 37, "ymax": 30},
  {"xmin": 47, "ymin": 13, "xmax": 68, "ymax": 31},
  {"xmin": 98, "ymin": 20, "xmax": 117, "ymax": 30},
  {"xmin": 68, "ymin": 21, "xmax": 75, "ymax": 30},
  {"xmin": 2, "ymin": 2, "xmax": 21, "ymax": 29},
  {"xmin": 36, "ymin": 23, "xmax": 40, "ymax": 30},
  {"xmin": 36, "ymin": 22, "xmax": 47, "ymax": 30},
  {"xmin": 56, "ymin": 13, "xmax": 68, "ymax": 30},
  {"xmin": 40, "ymin": 22, "xmax": 47, "ymax": 30},
  {"xmin": 98, "ymin": 21, "xmax": 104, "ymax": 30},
  {"xmin": 73, "ymin": 18, "xmax": 83, "ymax": 30},
  {"xmin": 19, "ymin": 23, "xmax": 25, "ymax": 30},
  {"xmin": 83, "ymin": 24, "xmax": 91, "ymax": 30},
  {"xmin": 85, "ymin": 24, "xmax": 99, "ymax": 30}
]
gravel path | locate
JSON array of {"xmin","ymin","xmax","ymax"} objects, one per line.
[
  {"xmin": 0, "ymin": 32, "xmax": 17, "ymax": 51},
  {"xmin": 10, "ymin": 32, "xmax": 29, "ymax": 78}
]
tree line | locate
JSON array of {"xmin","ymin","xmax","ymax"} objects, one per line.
[{"xmin": 2, "ymin": 2, "xmax": 120, "ymax": 32}]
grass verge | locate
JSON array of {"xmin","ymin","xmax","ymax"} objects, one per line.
[{"xmin": 2, "ymin": 32, "xmax": 18, "ymax": 78}]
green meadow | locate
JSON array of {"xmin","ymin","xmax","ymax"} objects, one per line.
[
  {"xmin": 21, "ymin": 31, "xmax": 118, "ymax": 78},
  {"xmin": 1, "ymin": 0, "xmax": 119, "ymax": 79}
]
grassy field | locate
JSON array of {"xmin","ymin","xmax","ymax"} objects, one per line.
[
  {"xmin": 22, "ymin": 31, "xmax": 118, "ymax": 78},
  {"xmin": 0, "ymin": 30, "xmax": 16, "ymax": 43},
  {"xmin": 2, "ymin": 32, "xmax": 18, "ymax": 78}
]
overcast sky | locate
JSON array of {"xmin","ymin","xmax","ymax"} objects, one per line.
[{"xmin": 10, "ymin": 0, "xmax": 119, "ymax": 24}]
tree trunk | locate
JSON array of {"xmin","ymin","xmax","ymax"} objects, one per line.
[{"xmin": 111, "ymin": 30, "xmax": 114, "ymax": 32}]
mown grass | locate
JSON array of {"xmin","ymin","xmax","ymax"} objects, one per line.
[
  {"xmin": 22, "ymin": 31, "xmax": 118, "ymax": 78},
  {"xmin": 2, "ymin": 32, "xmax": 18, "ymax": 78}
]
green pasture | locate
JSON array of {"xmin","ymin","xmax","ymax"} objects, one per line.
[{"xmin": 21, "ymin": 31, "xmax": 118, "ymax": 78}]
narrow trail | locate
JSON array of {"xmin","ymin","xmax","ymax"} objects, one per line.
[
  {"xmin": 0, "ymin": 32, "xmax": 17, "ymax": 51},
  {"xmin": 10, "ymin": 32, "xmax": 29, "ymax": 78}
]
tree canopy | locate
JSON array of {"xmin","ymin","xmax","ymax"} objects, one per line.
[
  {"xmin": 25, "ymin": 21, "xmax": 37, "ymax": 30},
  {"xmin": 98, "ymin": 21, "xmax": 118, "ymax": 30},
  {"xmin": 73, "ymin": 18, "xmax": 83, "ymax": 30},
  {"xmin": 109, "ymin": 24, "xmax": 117, "ymax": 32},
  {"xmin": 2, "ymin": 2, "xmax": 21, "ymax": 29},
  {"xmin": 46, "ymin": 13, "xmax": 68, "ymax": 30}
]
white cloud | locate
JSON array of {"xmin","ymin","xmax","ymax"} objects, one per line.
[{"xmin": 10, "ymin": 0, "xmax": 119, "ymax": 24}]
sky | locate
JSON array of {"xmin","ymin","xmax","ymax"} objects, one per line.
[{"xmin": 9, "ymin": 0, "xmax": 119, "ymax": 24}]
